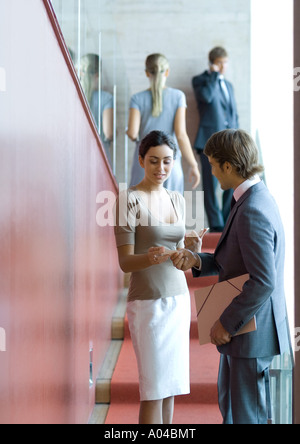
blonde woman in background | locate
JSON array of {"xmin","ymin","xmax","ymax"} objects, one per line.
[
  {"xmin": 80, "ymin": 54, "xmax": 114, "ymax": 163},
  {"xmin": 127, "ymin": 54, "xmax": 200, "ymax": 194}
]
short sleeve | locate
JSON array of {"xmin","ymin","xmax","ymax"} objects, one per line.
[
  {"xmin": 177, "ymin": 90, "xmax": 187, "ymax": 109},
  {"xmin": 129, "ymin": 93, "xmax": 141, "ymax": 111},
  {"xmin": 114, "ymin": 190, "xmax": 138, "ymax": 247},
  {"xmin": 102, "ymin": 91, "xmax": 113, "ymax": 111}
]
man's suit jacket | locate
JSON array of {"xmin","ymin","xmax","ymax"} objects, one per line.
[
  {"xmin": 193, "ymin": 181, "xmax": 291, "ymax": 359},
  {"xmin": 192, "ymin": 70, "xmax": 239, "ymax": 150}
]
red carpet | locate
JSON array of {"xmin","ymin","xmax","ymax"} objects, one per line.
[{"xmin": 105, "ymin": 234, "xmax": 223, "ymax": 425}]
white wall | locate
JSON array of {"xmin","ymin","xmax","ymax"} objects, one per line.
[
  {"xmin": 52, "ymin": 0, "xmax": 252, "ymax": 184},
  {"xmin": 107, "ymin": 0, "xmax": 252, "ymax": 182},
  {"xmin": 251, "ymin": 0, "xmax": 294, "ymax": 335}
]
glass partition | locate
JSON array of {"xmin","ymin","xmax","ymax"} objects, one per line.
[
  {"xmin": 51, "ymin": 0, "xmax": 131, "ymax": 183},
  {"xmin": 270, "ymin": 352, "xmax": 294, "ymax": 424}
]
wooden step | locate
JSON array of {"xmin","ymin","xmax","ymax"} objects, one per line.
[
  {"xmin": 89, "ymin": 289, "xmax": 128, "ymax": 424},
  {"xmin": 111, "ymin": 289, "xmax": 128, "ymax": 340}
]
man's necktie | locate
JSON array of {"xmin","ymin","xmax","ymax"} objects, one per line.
[{"xmin": 219, "ymin": 76, "xmax": 230, "ymax": 104}]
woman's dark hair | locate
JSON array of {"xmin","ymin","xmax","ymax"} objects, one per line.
[{"xmin": 139, "ymin": 130, "xmax": 177, "ymax": 160}]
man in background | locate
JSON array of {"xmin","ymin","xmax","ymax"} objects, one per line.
[{"xmin": 192, "ymin": 47, "xmax": 239, "ymax": 232}]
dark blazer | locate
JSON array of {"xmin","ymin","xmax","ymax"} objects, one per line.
[
  {"xmin": 193, "ymin": 182, "xmax": 291, "ymax": 359},
  {"xmin": 192, "ymin": 70, "xmax": 239, "ymax": 150}
]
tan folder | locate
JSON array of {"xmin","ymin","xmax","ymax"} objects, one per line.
[{"xmin": 194, "ymin": 274, "xmax": 257, "ymax": 345}]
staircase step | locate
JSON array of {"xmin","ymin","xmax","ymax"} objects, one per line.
[
  {"xmin": 103, "ymin": 401, "xmax": 222, "ymax": 425},
  {"xmin": 107, "ymin": 340, "xmax": 219, "ymax": 403},
  {"xmin": 108, "ymin": 381, "xmax": 218, "ymax": 405},
  {"xmin": 105, "ymin": 339, "xmax": 222, "ymax": 424},
  {"xmin": 111, "ymin": 289, "xmax": 128, "ymax": 340},
  {"xmin": 89, "ymin": 405, "xmax": 110, "ymax": 425},
  {"xmin": 202, "ymin": 232, "xmax": 222, "ymax": 250},
  {"xmin": 95, "ymin": 340, "xmax": 123, "ymax": 404}
]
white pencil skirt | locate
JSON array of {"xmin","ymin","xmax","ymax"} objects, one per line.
[{"xmin": 127, "ymin": 293, "xmax": 191, "ymax": 402}]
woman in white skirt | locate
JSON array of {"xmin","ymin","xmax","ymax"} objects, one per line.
[{"xmin": 115, "ymin": 131, "xmax": 203, "ymax": 424}]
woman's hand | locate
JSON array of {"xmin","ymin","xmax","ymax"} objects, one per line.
[
  {"xmin": 118, "ymin": 245, "xmax": 170, "ymax": 273},
  {"xmin": 189, "ymin": 164, "xmax": 201, "ymax": 190},
  {"xmin": 148, "ymin": 247, "xmax": 170, "ymax": 266}
]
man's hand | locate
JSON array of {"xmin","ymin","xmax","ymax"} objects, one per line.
[
  {"xmin": 210, "ymin": 319, "xmax": 232, "ymax": 346},
  {"xmin": 210, "ymin": 63, "xmax": 220, "ymax": 73},
  {"xmin": 170, "ymin": 249, "xmax": 200, "ymax": 272},
  {"xmin": 185, "ymin": 229, "xmax": 209, "ymax": 253}
]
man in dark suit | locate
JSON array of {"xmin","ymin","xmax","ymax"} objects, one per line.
[
  {"xmin": 192, "ymin": 47, "xmax": 239, "ymax": 232},
  {"xmin": 171, "ymin": 129, "xmax": 291, "ymax": 424}
]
